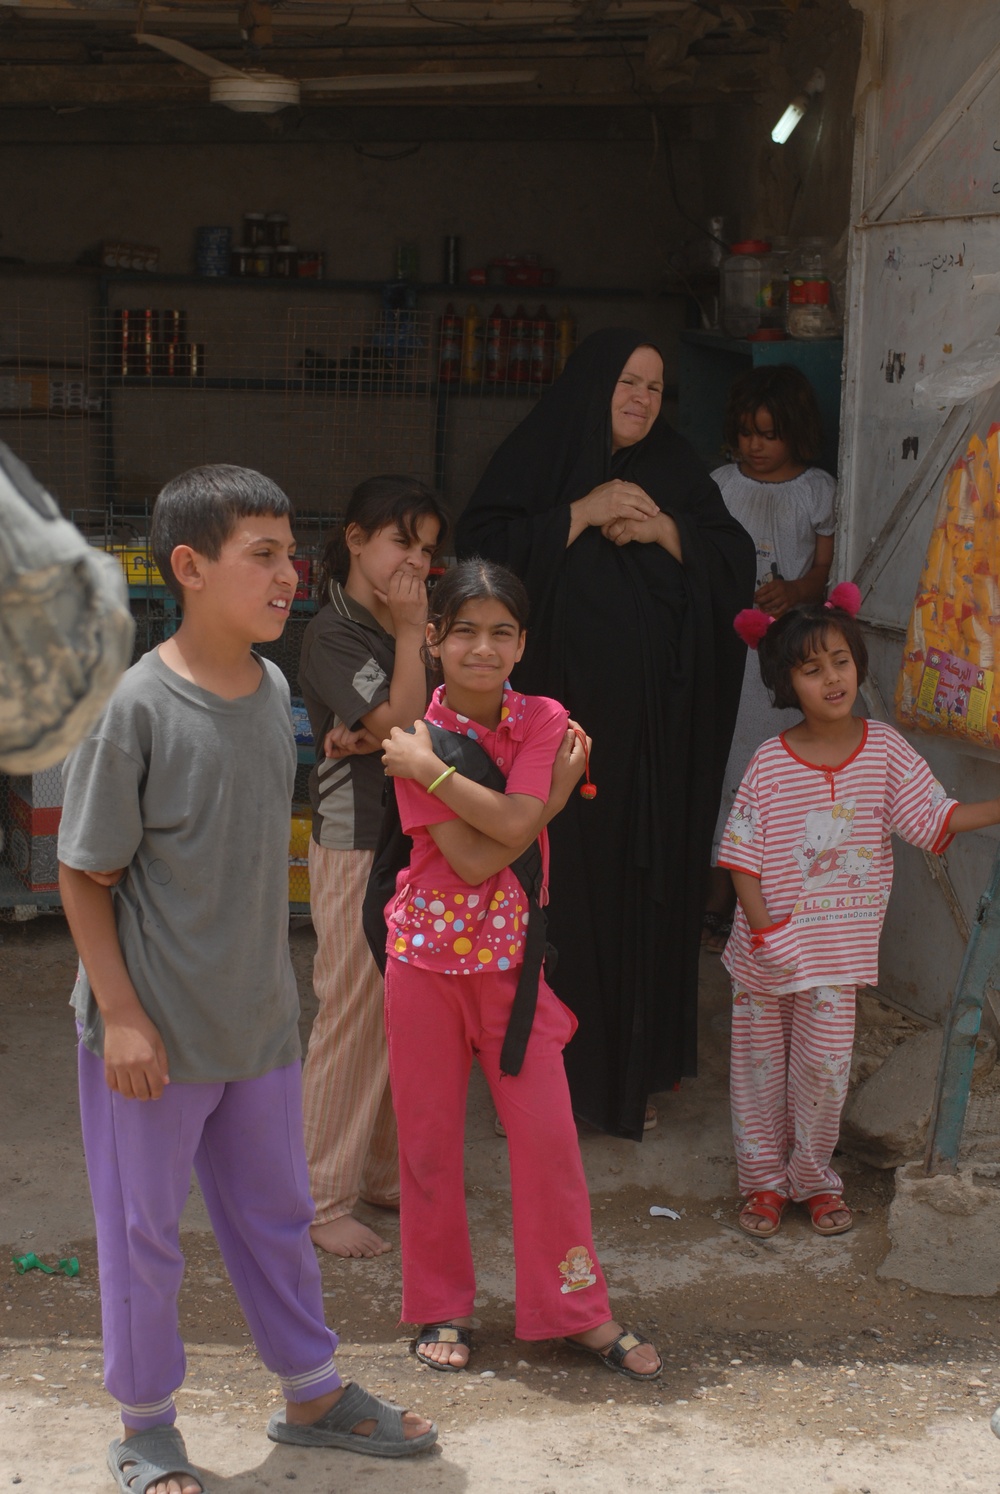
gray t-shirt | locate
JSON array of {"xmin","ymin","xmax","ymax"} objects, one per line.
[{"xmin": 58, "ymin": 648, "xmax": 300, "ymax": 1083}]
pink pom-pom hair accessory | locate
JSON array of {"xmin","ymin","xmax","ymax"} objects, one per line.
[
  {"xmin": 825, "ymin": 581, "xmax": 862, "ymax": 616},
  {"xmin": 733, "ymin": 608, "xmax": 775, "ymax": 650}
]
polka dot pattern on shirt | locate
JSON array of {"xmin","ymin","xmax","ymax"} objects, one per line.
[{"xmin": 389, "ymin": 886, "xmax": 526, "ymax": 974}]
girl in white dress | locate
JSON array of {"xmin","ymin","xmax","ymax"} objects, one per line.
[{"xmin": 703, "ymin": 365, "xmax": 836, "ymax": 949}]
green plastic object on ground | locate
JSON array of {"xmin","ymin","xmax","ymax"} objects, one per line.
[{"xmin": 12, "ymin": 1253, "xmax": 80, "ymax": 1277}]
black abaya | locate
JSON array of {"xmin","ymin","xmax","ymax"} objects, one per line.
[{"xmin": 455, "ymin": 329, "xmax": 755, "ymax": 1140}]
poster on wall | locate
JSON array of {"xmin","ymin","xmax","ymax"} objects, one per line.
[{"xmin": 896, "ymin": 426, "xmax": 1000, "ymax": 751}]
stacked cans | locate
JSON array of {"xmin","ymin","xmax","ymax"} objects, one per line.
[
  {"xmin": 111, "ymin": 310, "xmax": 204, "ymax": 379},
  {"xmin": 195, "ymin": 225, "xmax": 232, "ymax": 277}
]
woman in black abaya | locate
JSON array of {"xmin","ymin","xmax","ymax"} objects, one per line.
[{"xmin": 455, "ymin": 329, "xmax": 755, "ymax": 1141}]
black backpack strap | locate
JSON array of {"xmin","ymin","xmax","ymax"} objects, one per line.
[{"xmin": 363, "ymin": 721, "xmax": 558, "ymax": 1075}]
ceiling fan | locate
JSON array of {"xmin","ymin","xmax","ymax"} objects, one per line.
[{"xmin": 135, "ymin": 33, "xmax": 539, "ymax": 113}]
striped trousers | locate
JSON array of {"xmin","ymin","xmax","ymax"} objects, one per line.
[
  {"xmin": 301, "ymin": 841, "xmax": 399, "ymax": 1224},
  {"xmin": 729, "ymin": 981, "xmax": 857, "ymax": 1201}
]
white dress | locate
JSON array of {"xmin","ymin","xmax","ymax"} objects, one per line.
[{"xmin": 711, "ymin": 463, "xmax": 837, "ymax": 858}]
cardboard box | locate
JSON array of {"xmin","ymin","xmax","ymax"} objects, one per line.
[
  {"xmin": 8, "ymin": 827, "xmax": 59, "ymax": 892},
  {"xmin": 9, "ymin": 765, "xmax": 63, "ymax": 808},
  {"xmin": 10, "ymin": 792, "xmax": 61, "ymax": 839},
  {"xmin": 0, "ymin": 373, "xmax": 49, "ymax": 410}
]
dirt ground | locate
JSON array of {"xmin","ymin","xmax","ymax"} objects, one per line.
[{"xmin": 2, "ymin": 916, "xmax": 1000, "ymax": 1492}]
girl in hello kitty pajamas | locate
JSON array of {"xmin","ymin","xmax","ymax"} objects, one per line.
[{"xmin": 720, "ymin": 584, "xmax": 1000, "ymax": 1240}]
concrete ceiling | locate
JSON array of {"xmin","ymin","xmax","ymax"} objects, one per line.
[{"xmin": 0, "ymin": 0, "xmax": 807, "ymax": 110}]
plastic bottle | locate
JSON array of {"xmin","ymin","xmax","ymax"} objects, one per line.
[
  {"xmin": 554, "ymin": 305, "xmax": 576, "ymax": 377},
  {"xmin": 530, "ymin": 305, "xmax": 554, "ymax": 384},
  {"xmin": 438, "ymin": 303, "xmax": 463, "ymax": 383},
  {"xmin": 485, "ymin": 304, "xmax": 507, "ymax": 383},
  {"xmin": 461, "ymin": 303, "xmax": 482, "ymax": 384},
  {"xmin": 721, "ymin": 240, "xmax": 783, "ymax": 340},
  {"xmin": 786, "ymin": 237, "xmax": 837, "ymax": 339},
  {"xmin": 507, "ymin": 305, "xmax": 531, "ymax": 384}
]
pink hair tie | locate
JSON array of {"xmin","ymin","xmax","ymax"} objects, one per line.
[
  {"xmin": 824, "ymin": 581, "xmax": 862, "ymax": 616},
  {"xmin": 734, "ymin": 608, "xmax": 775, "ymax": 649}
]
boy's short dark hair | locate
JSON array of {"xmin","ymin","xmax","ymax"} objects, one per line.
[
  {"xmin": 151, "ymin": 464, "xmax": 294, "ymax": 603},
  {"xmin": 724, "ymin": 365, "xmax": 824, "ymax": 466},
  {"xmin": 758, "ymin": 602, "xmax": 868, "ymax": 710}
]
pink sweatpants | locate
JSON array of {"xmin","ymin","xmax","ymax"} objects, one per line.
[
  {"xmin": 384, "ymin": 959, "xmax": 611, "ymax": 1341},
  {"xmin": 729, "ymin": 981, "xmax": 857, "ymax": 1201}
]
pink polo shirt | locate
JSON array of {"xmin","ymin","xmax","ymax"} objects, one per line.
[{"xmin": 387, "ymin": 682, "xmax": 569, "ymax": 975}]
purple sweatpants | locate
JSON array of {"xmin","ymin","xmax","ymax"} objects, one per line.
[{"xmin": 78, "ymin": 1043, "xmax": 341, "ymax": 1431}]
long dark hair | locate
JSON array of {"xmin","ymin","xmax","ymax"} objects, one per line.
[
  {"xmin": 424, "ymin": 557, "xmax": 530, "ymax": 672},
  {"xmin": 315, "ymin": 474, "xmax": 448, "ymax": 598},
  {"xmin": 759, "ymin": 601, "xmax": 868, "ymax": 710},
  {"xmin": 723, "ymin": 365, "xmax": 824, "ymax": 466}
]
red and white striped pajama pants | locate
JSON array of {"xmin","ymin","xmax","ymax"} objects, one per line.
[{"xmin": 729, "ymin": 980, "xmax": 857, "ymax": 1201}]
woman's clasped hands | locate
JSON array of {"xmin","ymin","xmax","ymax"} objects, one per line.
[{"xmin": 571, "ymin": 479, "xmax": 682, "ymax": 560}]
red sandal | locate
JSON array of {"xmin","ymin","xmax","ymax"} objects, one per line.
[
  {"xmin": 804, "ymin": 1192, "xmax": 853, "ymax": 1236},
  {"xmin": 737, "ymin": 1190, "xmax": 788, "ymax": 1239}
]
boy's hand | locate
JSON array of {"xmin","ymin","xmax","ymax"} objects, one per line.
[
  {"xmin": 378, "ymin": 568, "xmax": 429, "ymax": 633},
  {"xmin": 103, "ymin": 1012, "xmax": 170, "ymax": 1100},
  {"xmin": 84, "ymin": 868, "xmax": 125, "ymax": 888},
  {"xmin": 382, "ymin": 718, "xmax": 443, "ymax": 783},
  {"xmin": 322, "ymin": 722, "xmax": 381, "ymax": 759}
]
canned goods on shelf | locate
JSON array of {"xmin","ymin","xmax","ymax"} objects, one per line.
[
  {"xmin": 265, "ymin": 212, "xmax": 289, "ymax": 246},
  {"xmin": 243, "ymin": 212, "xmax": 267, "ymax": 246}
]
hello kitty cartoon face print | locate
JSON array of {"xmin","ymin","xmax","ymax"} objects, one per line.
[{"xmin": 790, "ymin": 799, "xmax": 856, "ymax": 890}]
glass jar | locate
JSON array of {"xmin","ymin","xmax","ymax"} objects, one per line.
[
  {"xmin": 249, "ymin": 245, "xmax": 273, "ymax": 278},
  {"xmin": 273, "ymin": 245, "xmax": 297, "ymax": 278},
  {"xmin": 243, "ymin": 212, "xmax": 267, "ymax": 247},
  {"xmin": 265, "ymin": 212, "xmax": 289, "ymax": 246},
  {"xmin": 721, "ymin": 240, "xmax": 783, "ymax": 340},
  {"xmin": 786, "ymin": 237, "xmax": 837, "ymax": 339},
  {"xmin": 230, "ymin": 244, "xmax": 253, "ymax": 277}
]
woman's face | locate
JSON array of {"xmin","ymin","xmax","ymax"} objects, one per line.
[{"xmin": 610, "ymin": 346, "xmax": 664, "ymax": 451}]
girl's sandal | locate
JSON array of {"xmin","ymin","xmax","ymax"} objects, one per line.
[
  {"xmin": 737, "ymin": 1190, "xmax": 789, "ymax": 1239},
  {"xmin": 805, "ymin": 1193, "xmax": 853, "ymax": 1236},
  {"xmin": 412, "ymin": 1322, "xmax": 473, "ymax": 1373},
  {"xmin": 563, "ymin": 1328, "xmax": 662, "ymax": 1382}
]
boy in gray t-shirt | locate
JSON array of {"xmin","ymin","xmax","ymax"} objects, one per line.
[{"xmin": 58, "ymin": 466, "xmax": 436, "ymax": 1494}]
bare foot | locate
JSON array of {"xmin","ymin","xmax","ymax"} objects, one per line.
[
  {"xmin": 415, "ymin": 1318, "xmax": 474, "ymax": 1370},
  {"xmin": 310, "ymin": 1216, "xmax": 392, "ymax": 1258},
  {"xmin": 119, "ymin": 1430, "xmax": 201, "ymax": 1494},
  {"xmin": 285, "ymin": 1384, "xmax": 432, "ymax": 1440},
  {"xmin": 568, "ymin": 1321, "xmax": 661, "ymax": 1378}
]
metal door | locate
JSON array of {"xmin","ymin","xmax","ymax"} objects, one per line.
[{"xmin": 840, "ymin": 0, "xmax": 1000, "ymax": 1027}]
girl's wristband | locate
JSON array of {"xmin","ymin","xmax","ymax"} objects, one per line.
[{"xmin": 426, "ymin": 764, "xmax": 457, "ymax": 797}]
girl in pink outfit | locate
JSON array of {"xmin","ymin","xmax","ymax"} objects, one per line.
[
  {"xmin": 721, "ymin": 585, "xmax": 1000, "ymax": 1241},
  {"xmin": 379, "ymin": 558, "xmax": 661, "ymax": 1382}
]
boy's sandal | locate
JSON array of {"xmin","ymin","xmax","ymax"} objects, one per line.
[
  {"xmin": 412, "ymin": 1321, "xmax": 473, "ymax": 1372},
  {"xmin": 266, "ymin": 1381, "xmax": 438, "ymax": 1458},
  {"xmin": 108, "ymin": 1426, "xmax": 205, "ymax": 1494},
  {"xmin": 805, "ymin": 1192, "xmax": 853, "ymax": 1236},
  {"xmin": 563, "ymin": 1328, "xmax": 662, "ymax": 1382},
  {"xmin": 737, "ymin": 1190, "xmax": 789, "ymax": 1239}
]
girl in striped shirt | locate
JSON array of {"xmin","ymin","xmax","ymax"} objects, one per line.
[{"xmin": 720, "ymin": 584, "xmax": 1000, "ymax": 1240}]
